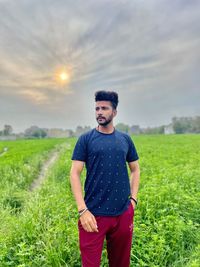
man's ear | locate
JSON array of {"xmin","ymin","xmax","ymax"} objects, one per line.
[{"xmin": 113, "ymin": 109, "xmax": 117, "ymax": 117}]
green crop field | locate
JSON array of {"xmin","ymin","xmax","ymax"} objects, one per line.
[{"xmin": 0, "ymin": 135, "xmax": 199, "ymax": 267}]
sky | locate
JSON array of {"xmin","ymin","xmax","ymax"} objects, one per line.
[{"xmin": 0, "ymin": 0, "xmax": 200, "ymax": 133}]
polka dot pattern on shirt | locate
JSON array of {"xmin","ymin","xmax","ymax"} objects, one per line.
[{"xmin": 71, "ymin": 128, "xmax": 139, "ymax": 216}]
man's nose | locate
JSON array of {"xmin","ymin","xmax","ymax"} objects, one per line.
[{"xmin": 97, "ymin": 108, "xmax": 103, "ymax": 115}]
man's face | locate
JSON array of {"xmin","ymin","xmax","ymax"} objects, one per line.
[{"xmin": 95, "ymin": 101, "xmax": 117, "ymax": 126}]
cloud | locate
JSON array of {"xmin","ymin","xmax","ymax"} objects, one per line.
[
  {"xmin": 18, "ymin": 90, "xmax": 48, "ymax": 104},
  {"xmin": 0, "ymin": 0, "xmax": 200, "ymax": 131}
]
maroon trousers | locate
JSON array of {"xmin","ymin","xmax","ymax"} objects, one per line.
[{"xmin": 78, "ymin": 202, "xmax": 134, "ymax": 267}]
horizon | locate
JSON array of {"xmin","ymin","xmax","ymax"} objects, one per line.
[{"xmin": 2, "ymin": 114, "xmax": 199, "ymax": 134}]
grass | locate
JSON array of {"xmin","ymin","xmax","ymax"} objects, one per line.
[{"xmin": 0, "ymin": 135, "xmax": 199, "ymax": 266}]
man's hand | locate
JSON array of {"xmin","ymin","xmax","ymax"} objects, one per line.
[
  {"xmin": 80, "ymin": 210, "xmax": 99, "ymax": 232},
  {"xmin": 130, "ymin": 199, "xmax": 136, "ymax": 210}
]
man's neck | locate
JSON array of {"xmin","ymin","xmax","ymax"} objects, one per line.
[{"xmin": 96, "ymin": 124, "xmax": 115, "ymax": 134}]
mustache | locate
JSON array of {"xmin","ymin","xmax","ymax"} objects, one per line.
[{"xmin": 97, "ymin": 116, "xmax": 105, "ymax": 119}]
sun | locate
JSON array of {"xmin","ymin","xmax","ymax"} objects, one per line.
[
  {"xmin": 59, "ymin": 72, "xmax": 69, "ymax": 81},
  {"xmin": 54, "ymin": 66, "xmax": 72, "ymax": 85}
]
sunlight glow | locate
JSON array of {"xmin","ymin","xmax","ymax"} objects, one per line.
[
  {"xmin": 54, "ymin": 66, "xmax": 72, "ymax": 86},
  {"xmin": 59, "ymin": 72, "xmax": 69, "ymax": 81}
]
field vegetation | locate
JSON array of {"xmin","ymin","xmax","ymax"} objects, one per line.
[{"xmin": 0, "ymin": 135, "xmax": 199, "ymax": 266}]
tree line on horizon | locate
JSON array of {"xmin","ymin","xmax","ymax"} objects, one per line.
[{"xmin": 0, "ymin": 116, "xmax": 200, "ymax": 139}]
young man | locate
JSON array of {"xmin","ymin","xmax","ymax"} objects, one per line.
[{"xmin": 70, "ymin": 91, "xmax": 140, "ymax": 267}]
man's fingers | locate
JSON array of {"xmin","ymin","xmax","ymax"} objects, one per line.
[
  {"xmin": 80, "ymin": 213, "xmax": 98, "ymax": 232},
  {"xmin": 81, "ymin": 219, "xmax": 91, "ymax": 232},
  {"xmin": 84, "ymin": 223, "xmax": 93, "ymax": 232},
  {"xmin": 91, "ymin": 216, "xmax": 98, "ymax": 231},
  {"xmin": 85, "ymin": 218, "xmax": 98, "ymax": 232},
  {"xmin": 83, "ymin": 221, "xmax": 97, "ymax": 232},
  {"xmin": 88, "ymin": 219, "xmax": 98, "ymax": 232}
]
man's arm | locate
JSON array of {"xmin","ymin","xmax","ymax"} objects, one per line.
[
  {"xmin": 70, "ymin": 160, "xmax": 98, "ymax": 232},
  {"xmin": 70, "ymin": 160, "xmax": 86, "ymax": 211},
  {"xmin": 128, "ymin": 160, "xmax": 140, "ymax": 209}
]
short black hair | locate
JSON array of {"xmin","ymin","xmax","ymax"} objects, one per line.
[{"xmin": 95, "ymin": 90, "xmax": 119, "ymax": 110}]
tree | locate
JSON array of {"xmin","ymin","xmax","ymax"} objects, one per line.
[
  {"xmin": 191, "ymin": 116, "xmax": 200, "ymax": 133},
  {"xmin": 24, "ymin": 126, "xmax": 47, "ymax": 138},
  {"xmin": 115, "ymin": 123, "xmax": 130, "ymax": 133},
  {"xmin": 143, "ymin": 126, "xmax": 164, "ymax": 134},
  {"xmin": 3, "ymin": 125, "xmax": 13, "ymax": 135},
  {"xmin": 172, "ymin": 117, "xmax": 193, "ymax": 133}
]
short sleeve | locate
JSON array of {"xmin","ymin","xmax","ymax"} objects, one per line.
[
  {"xmin": 126, "ymin": 135, "xmax": 139, "ymax": 162},
  {"xmin": 71, "ymin": 135, "xmax": 87, "ymax": 162}
]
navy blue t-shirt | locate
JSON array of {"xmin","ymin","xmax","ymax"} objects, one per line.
[{"xmin": 71, "ymin": 128, "xmax": 139, "ymax": 216}]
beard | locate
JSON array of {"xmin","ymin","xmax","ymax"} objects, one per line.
[{"xmin": 96, "ymin": 114, "xmax": 113, "ymax": 126}]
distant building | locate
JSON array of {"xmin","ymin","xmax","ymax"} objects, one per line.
[
  {"xmin": 16, "ymin": 133, "xmax": 25, "ymax": 139},
  {"xmin": 0, "ymin": 135, "xmax": 16, "ymax": 141},
  {"xmin": 128, "ymin": 125, "xmax": 140, "ymax": 135},
  {"xmin": 75, "ymin": 126, "xmax": 91, "ymax": 137},
  {"xmin": 164, "ymin": 124, "xmax": 175, "ymax": 134},
  {"xmin": 46, "ymin": 128, "xmax": 73, "ymax": 138}
]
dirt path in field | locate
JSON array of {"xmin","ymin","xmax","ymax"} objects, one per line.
[
  {"xmin": 0, "ymin": 147, "xmax": 8, "ymax": 157},
  {"xmin": 0, "ymin": 152, "xmax": 6, "ymax": 157},
  {"xmin": 29, "ymin": 151, "xmax": 59, "ymax": 191},
  {"xmin": 29, "ymin": 143, "xmax": 71, "ymax": 191}
]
